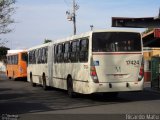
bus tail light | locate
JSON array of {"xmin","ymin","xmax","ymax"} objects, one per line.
[
  {"xmin": 90, "ymin": 66, "xmax": 99, "ymax": 83},
  {"xmin": 138, "ymin": 59, "xmax": 144, "ymax": 81}
]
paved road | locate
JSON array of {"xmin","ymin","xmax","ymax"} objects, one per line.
[
  {"xmin": 0, "ymin": 72, "xmax": 7, "ymax": 80},
  {"xmin": 0, "ymin": 73, "xmax": 160, "ymax": 120}
]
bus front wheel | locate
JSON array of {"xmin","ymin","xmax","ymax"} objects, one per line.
[{"xmin": 67, "ymin": 77, "xmax": 76, "ymax": 98}]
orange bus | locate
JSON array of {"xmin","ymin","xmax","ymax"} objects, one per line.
[{"xmin": 6, "ymin": 50, "xmax": 28, "ymax": 80}]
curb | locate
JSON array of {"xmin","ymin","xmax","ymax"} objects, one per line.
[
  {"xmin": 144, "ymin": 87, "xmax": 160, "ymax": 94},
  {"xmin": 144, "ymin": 82, "xmax": 160, "ymax": 94}
]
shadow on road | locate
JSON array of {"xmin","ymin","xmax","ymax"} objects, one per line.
[{"xmin": 0, "ymin": 78, "xmax": 160, "ymax": 114}]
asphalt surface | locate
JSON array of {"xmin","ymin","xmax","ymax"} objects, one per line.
[{"xmin": 0, "ymin": 73, "xmax": 160, "ymax": 120}]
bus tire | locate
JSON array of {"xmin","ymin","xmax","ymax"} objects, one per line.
[
  {"xmin": 42, "ymin": 74, "xmax": 48, "ymax": 90},
  {"xmin": 7, "ymin": 71, "xmax": 9, "ymax": 78},
  {"xmin": 12, "ymin": 71, "xmax": 15, "ymax": 80},
  {"xmin": 7, "ymin": 71, "xmax": 11, "ymax": 79},
  {"xmin": 67, "ymin": 77, "xmax": 76, "ymax": 98},
  {"xmin": 30, "ymin": 73, "xmax": 36, "ymax": 87}
]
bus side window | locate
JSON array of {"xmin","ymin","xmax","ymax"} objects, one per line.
[
  {"xmin": 60, "ymin": 44, "xmax": 64, "ymax": 63},
  {"xmin": 39, "ymin": 49, "xmax": 43, "ymax": 64},
  {"xmin": 11, "ymin": 56, "xmax": 14, "ymax": 64},
  {"xmin": 37, "ymin": 49, "xmax": 40, "ymax": 64},
  {"xmin": 32, "ymin": 51, "xmax": 34, "ymax": 64},
  {"xmin": 13, "ymin": 55, "xmax": 15, "ymax": 64},
  {"xmin": 35, "ymin": 50, "xmax": 37, "ymax": 64},
  {"xmin": 41, "ymin": 47, "xmax": 47, "ymax": 64},
  {"xmin": 64, "ymin": 42, "xmax": 70, "ymax": 63},
  {"xmin": 34, "ymin": 50, "xmax": 37, "ymax": 64},
  {"xmin": 11, "ymin": 56, "xmax": 13, "ymax": 64},
  {"xmin": 57, "ymin": 44, "xmax": 63, "ymax": 63},
  {"xmin": 41, "ymin": 48, "xmax": 45, "ymax": 63},
  {"xmin": 70, "ymin": 40, "xmax": 80, "ymax": 63},
  {"xmin": 56, "ymin": 45, "xmax": 59, "ymax": 63},
  {"xmin": 76, "ymin": 40, "xmax": 80, "ymax": 62},
  {"xmin": 10, "ymin": 56, "xmax": 12, "ymax": 64},
  {"xmin": 29, "ymin": 51, "xmax": 32, "ymax": 64},
  {"xmin": 15, "ymin": 55, "xmax": 17, "ymax": 64},
  {"xmin": 71, "ymin": 41, "xmax": 77, "ymax": 63},
  {"xmin": 54, "ymin": 45, "xmax": 57, "ymax": 63},
  {"xmin": 45, "ymin": 47, "xmax": 48, "ymax": 63},
  {"xmin": 9, "ymin": 56, "xmax": 11, "ymax": 64},
  {"xmin": 79, "ymin": 38, "xmax": 89, "ymax": 62},
  {"xmin": 40, "ymin": 48, "xmax": 43, "ymax": 64}
]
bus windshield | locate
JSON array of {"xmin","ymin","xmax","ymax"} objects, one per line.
[
  {"xmin": 92, "ymin": 32, "xmax": 141, "ymax": 52},
  {"xmin": 22, "ymin": 53, "xmax": 28, "ymax": 62}
]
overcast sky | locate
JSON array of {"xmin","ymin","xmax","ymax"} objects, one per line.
[{"xmin": 1, "ymin": 0, "xmax": 160, "ymax": 49}]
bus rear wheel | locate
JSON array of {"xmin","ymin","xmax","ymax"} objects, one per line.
[
  {"xmin": 30, "ymin": 73, "xmax": 36, "ymax": 87},
  {"xmin": 42, "ymin": 74, "xmax": 48, "ymax": 90},
  {"xmin": 67, "ymin": 77, "xmax": 76, "ymax": 98},
  {"xmin": 7, "ymin": 71, "xmax": 9, "ymax": 79}
]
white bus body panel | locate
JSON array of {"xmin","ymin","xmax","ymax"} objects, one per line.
[
  {"xmin": 88, "ymin": 80, "xmax": 143, "ymax": 93},
  {"xmin": 27, "ymin": 30, "xmax": 144, "ymax": 94},
  {"xmin": 27, "ymin": 64, "xmax": 48, "ymax": 84},
  {"xmin": 92, "ymin": 53, "xmax": 142, "ymax": 83},
  {"xmin": 51, "ymin": 63, "xmax": 90, "ymax": 93},
  {"xmin": 27, "ymin": 43, "xmax": 50, "ymax": 86}
]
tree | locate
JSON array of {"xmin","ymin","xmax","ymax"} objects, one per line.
[
  {"xmin": 0, "ymin": 38, "xmax": 7, "ymax": 46},
  {"xmin": 0, "ymin": 46, "xmax": 9, "ymax": 62},
  {"xmin": 44, "ymin": 39, "xmax": 52, "ymax": 44},
  {"xmin": 0, "ymin": 0, "xmax": 16, "ymax": 35},
  {"xmin": 142, "ymin": 28, "xmax": 154, "ymax": 35}
]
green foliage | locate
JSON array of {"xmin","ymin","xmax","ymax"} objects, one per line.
[
  {"xmin": 0, "ymin": 0, "xmax": 16, "ymax": 34},
  {"xmin": 0, "ymin": 39, "xmax": 8, "ymax": 46},
  {"xmin": 44, "ymin": 39, "xmax": 52, "ymax": 44},
  {"xmin": 142, "ymin": 28, "xmax": 154, "ymax": 34},
  {"xmin": 0, "ymin": 46, "xmax": 9, "ymax": 61}
]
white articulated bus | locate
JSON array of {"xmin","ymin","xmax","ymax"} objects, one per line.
[
  {"xmin": 27, "ymin": 43, "xmax": 50, "ymax": 88},
  {"xmin": 27, "ymin": 30, "xmax": 144, "ymax": 97}
]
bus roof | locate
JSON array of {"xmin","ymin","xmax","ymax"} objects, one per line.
[
  {"xmin": 27, "ymin": 42, "xmax": 51, "ymax": 51},
  {"xmin": 28, "ymin": 29, "xmax": 141, "ymax": 50},
  {"xmin": 7, "ymin": 50, "xmax": 27, "ymax": 55},
  {"xmin": 52, "ymin": 29, "xmax": 140, "ymax": 44}
]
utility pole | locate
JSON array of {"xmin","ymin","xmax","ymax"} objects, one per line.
[
  {"xmin": 73, "ymin": 0, "xmax": 76, "ymax": 35},
  {"xmin": 90, "ymin": 25, "xmax": 94, "ymax": 31},
  {"xmin": 66, "ymin": 0, "xmax": 79, "ymax": 35}
]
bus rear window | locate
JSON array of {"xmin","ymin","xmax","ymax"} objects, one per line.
[
  {"xmin": 92, "ymin": 32, "xmax": 141, "ymax": 52},
  {"xmin": 22, "ymin": 53, "xmax": 28, "ymax": 62}
]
